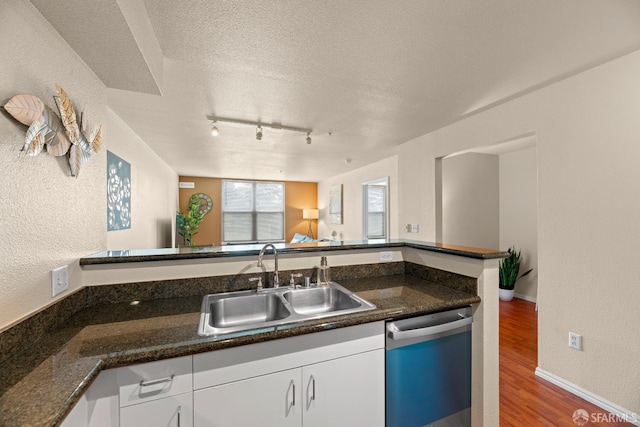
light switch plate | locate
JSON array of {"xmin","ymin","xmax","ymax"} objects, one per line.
[
  {"xmin": 405, "ymin": 224, "xmax": 420, "ymax": 233},
  {"xmin": 380, "ymin": 252, "xmax": 393, "ymax": 262},
  {"xmin": 52, "ymin": 265, "xmax": 68, "ymax": 297}
]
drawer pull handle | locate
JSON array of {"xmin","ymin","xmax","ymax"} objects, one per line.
[
  {"xmin": 311, "ymin": 375, "xmax": 316, "ymax": 401},
  {"xmin": 139, "ymin": 374, "xmax": 174, "ymax": 387},
  {"xmin": 177, "ymin": 405, "xmax": 181, "ymax": 427},
  {"xmin": 292, "ymin": 381, "xmax": 296, "ymax": 406}
]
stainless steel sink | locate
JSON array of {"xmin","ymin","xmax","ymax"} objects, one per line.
[
  {"xmin": 209, "ymin": 293, "xmax": 290, "ymax": 328},
  {"xmin": 283, "ymin": 286, "xmax": 360, "ymax": 315},
  {"xmin": 198, "ymin": 282, "xmax": 376, "ymax": 337}
]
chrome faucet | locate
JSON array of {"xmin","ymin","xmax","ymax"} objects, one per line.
[{"xmin": 257, "ymin": 243, "xmax": 280, "ymax": 288}]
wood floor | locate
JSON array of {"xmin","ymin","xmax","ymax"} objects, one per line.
[{"xmin": 499, "ymin": 298, "xmax": 633, "ymax": 426}]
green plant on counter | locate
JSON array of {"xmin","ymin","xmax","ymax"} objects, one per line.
[
  {"xmin": 499, "ymin": 246, "xmax": 533, "ymax": 290},
  {"xmin": 177, "ymin": 194, "xmax": 205, "ymax": 246}
]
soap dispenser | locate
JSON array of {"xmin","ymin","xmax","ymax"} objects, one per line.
[{"xmin": 318, "ymin": 256, "xmax": 331, "ymax": 286}]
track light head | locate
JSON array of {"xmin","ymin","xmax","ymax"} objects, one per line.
[
  {"xmin": 210, "ymin": 122, "xmax": 219, "ymax": 136},
  {"xmin": 256, "ymin": 126, "xmax": 263, "ymax": 141},
  {"xmin": 306, "ymin": 132, "xmax": 312, "ymax": 144}
]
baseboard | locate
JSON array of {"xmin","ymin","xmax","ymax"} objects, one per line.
[
  {"xmin": 535, "ymin": 368, "xmax": 640, "ymax": 426},
  {"xmin": 514, "ymin": 292, "xmax": 537, "ymax": 303}
]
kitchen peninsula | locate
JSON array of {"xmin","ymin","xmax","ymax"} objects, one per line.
[{"xmin": 0, "ymin": 240, "xmax": 505, "ymax": 427}]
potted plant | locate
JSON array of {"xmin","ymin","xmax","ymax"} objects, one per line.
[
  {"xmin": 176, "ymin": 194, "xmax": 205, "ymax": 246},
  {"xmin": 499, "ymin": 246, "xmax": 533, "ymax": 301}
]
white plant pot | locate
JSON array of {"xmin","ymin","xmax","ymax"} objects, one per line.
[{"xmin": 499, "ymin": 288, "xmax": 515, "ymax": 301}]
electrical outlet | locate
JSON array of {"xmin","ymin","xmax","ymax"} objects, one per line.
[
  {"xmin": 569, "ymin": 332, "xmax": 582, "ymax": 351},
  {"xmin": 380, "ymin": 251, "xmax": 393, "ymax": 262},
  {"xmin": 51, "ymin": 265, "xmax": 68, "ymax": 297}
]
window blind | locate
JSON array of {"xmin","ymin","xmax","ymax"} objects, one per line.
[
  {"xmin": 366, "ymin": 184, "xmax": 386, "ymax": 238},
  {"xmin": 222, "ymin": 180, "xmax": 284, "ymax": 243}
]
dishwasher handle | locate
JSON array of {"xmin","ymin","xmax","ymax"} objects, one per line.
[{"xmin": 387, "ymin": 315, "xmax": 472, "ymax": 341}]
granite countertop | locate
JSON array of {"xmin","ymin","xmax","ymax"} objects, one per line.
[
  {"xmin": 80, "ymin": 239, "xmax": 507, "ymax": 265},
  {"xmin": 0, "ymin": 275, "xmax": 480, "ymax": 427}
]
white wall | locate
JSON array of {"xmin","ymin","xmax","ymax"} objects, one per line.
[
  {"xmin": 318, "ymin": 156, "xmax": 398, "ymax": 241},
  {"xmin": 0, "ymin": 0, "xmax": 106, "ymax": 330},
  {"xmin": 440, "ymin": 153, "xmax": 499, "ymax": 249},
  {"xmin": 438, "ymin": 147, "xmax": 538, "ymax": 300},
  {"xmin": 499, "ymin": 146, "xmax": 538, "ymax": 301},
  {"xmin": 0, "ymin": 0, "xmax": 178, "ymax": 330},
  {"xmin": 105, "ymin": 108, "xmax": 178, "ymax": 250},
  {"xmin": 396, "ymin": 50, "xmax": 640, "ymax": 414}
]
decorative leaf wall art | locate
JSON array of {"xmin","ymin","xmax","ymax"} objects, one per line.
[
  {"xmin": 90, "ymin": 125, "xmax": 103, "ymax": 153},
  {"xmin": 42, "ymin": 105, "xmax": 71, "ymax": 157},
  {"xmin": 1, "ymin": 85, "xmax": 103, "ymax": 177},
  {"xmin": 54, "ymin": 85, "xmax": 80, "ymax": 146},
  {"xmin": 24, "ymin": 118, "xmax": 46, "ymax": 156},
  {"xmin": 4, "ymin": 94, "xmax": 44, "ymax": 125}
]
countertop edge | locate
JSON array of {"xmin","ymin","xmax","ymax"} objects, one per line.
[{"xmin": 80, "ymin": 240, "xmax": 507, "ymax": 265}]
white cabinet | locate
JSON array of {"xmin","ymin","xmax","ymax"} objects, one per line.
[
  {"xmin": 120, "ymin": 392, "xmax": 193, "ymax": 427},
  {"xmin": 193, "ymin": 350, "xmax": 384, "ymax": 427},
  {"xmin": 117, "ymin": 356, "xmax": 192, "ymax": 408},
  {"xmin": 192, "ymin": 321, "xmax": 385, "ymax": 427},
  {"xmin": 194, "ymin": 368, "xmax": 301, "ymax": 427},
  {"xmin": 62, "ymin": 322, "xmax": 384, "ymax": 427},
  {"xmin": 60, "ymin": 395, "xmax": 87, "ymax": 427},
  {"xmin": 302, "ymin": 349, "xmax": 384, "ymax": 427},
  {"xmin": 116, "ymin": 356, "xmax": 193, "ymax": 427},
  {"xmin": 117, "ymin": 356, "xmax": 193, "ymax": 427},
  {"xmin": 61, "ymin": 369, "xmax": 119, "ymax": 427},
  {"xmin": 61, "ymin": 357, "xmax": 192, "ymax": 427}
]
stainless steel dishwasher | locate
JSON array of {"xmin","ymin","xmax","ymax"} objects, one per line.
[{"xmin": 386, "ymin": 306, "xmax": 473, "ymax": 427}]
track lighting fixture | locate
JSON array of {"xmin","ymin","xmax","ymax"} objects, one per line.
[{"xmin": 206, "ymin": 115, "xmax": 312, "ymax": 144}]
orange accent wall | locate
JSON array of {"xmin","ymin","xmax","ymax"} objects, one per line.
[
  {"xmin": 178, "ymin": 177, "xmax": 223, "ymax": 246},
  {"xmin": 178, "ymin": 177, "xmax": 317, "ymax": 245},
  {"xmin": 285, "ymin": 181, "xmax": 318, "ymax": 240}
]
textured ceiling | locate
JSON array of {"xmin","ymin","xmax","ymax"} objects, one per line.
[
  {"xmin": 30, "ymin": 0, "xmax": 163, "ymax": 94},
  {"xmin": 33, "ymin": 0, "xmax": 640, "ymax": 181}
]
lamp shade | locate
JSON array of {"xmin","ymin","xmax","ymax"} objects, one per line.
[{"xmin": 302, "ymin": 209, "xmax": 319, "ymax": 220}]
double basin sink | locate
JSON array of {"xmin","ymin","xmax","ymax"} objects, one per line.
[{"xmin": 198, "ymin": 282, "xmax": 376, "ymax": 337}]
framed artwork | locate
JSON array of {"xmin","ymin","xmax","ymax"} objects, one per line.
[
  {"xmin": 107, "ymin": 150, "xmax": 131, "ymax": 231},
  {"xmin": 330, "ymin": 184, "xmax": 343, "ymax": 224}
]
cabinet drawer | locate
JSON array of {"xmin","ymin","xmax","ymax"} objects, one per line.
[{"xmin": 117, "ymin": 356, "xmax": 192, "ymax": 407}]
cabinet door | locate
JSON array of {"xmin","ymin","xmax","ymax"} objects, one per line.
[
  {"xmin": 61, "ymin": 369, "xmax": 119, "ymax": 427},
  {"xmin": 120, "ymin": 392, "xmax": 193, "ymax": 427},
  {"xmin": 302, "ymin": 349, "xmax": 385, "ymax": 427},
  {"xmin": 193, "ymin": 368, "xmax": 301, "ymax": 427}
]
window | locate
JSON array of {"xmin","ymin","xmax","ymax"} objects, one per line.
[
  {"xmin": 363, "ymin": 178, "xmax": 389, "ymax": 239},
  {"xmin": 222, "ymin": 180, "xmax": 285, "ymax": 243}
]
